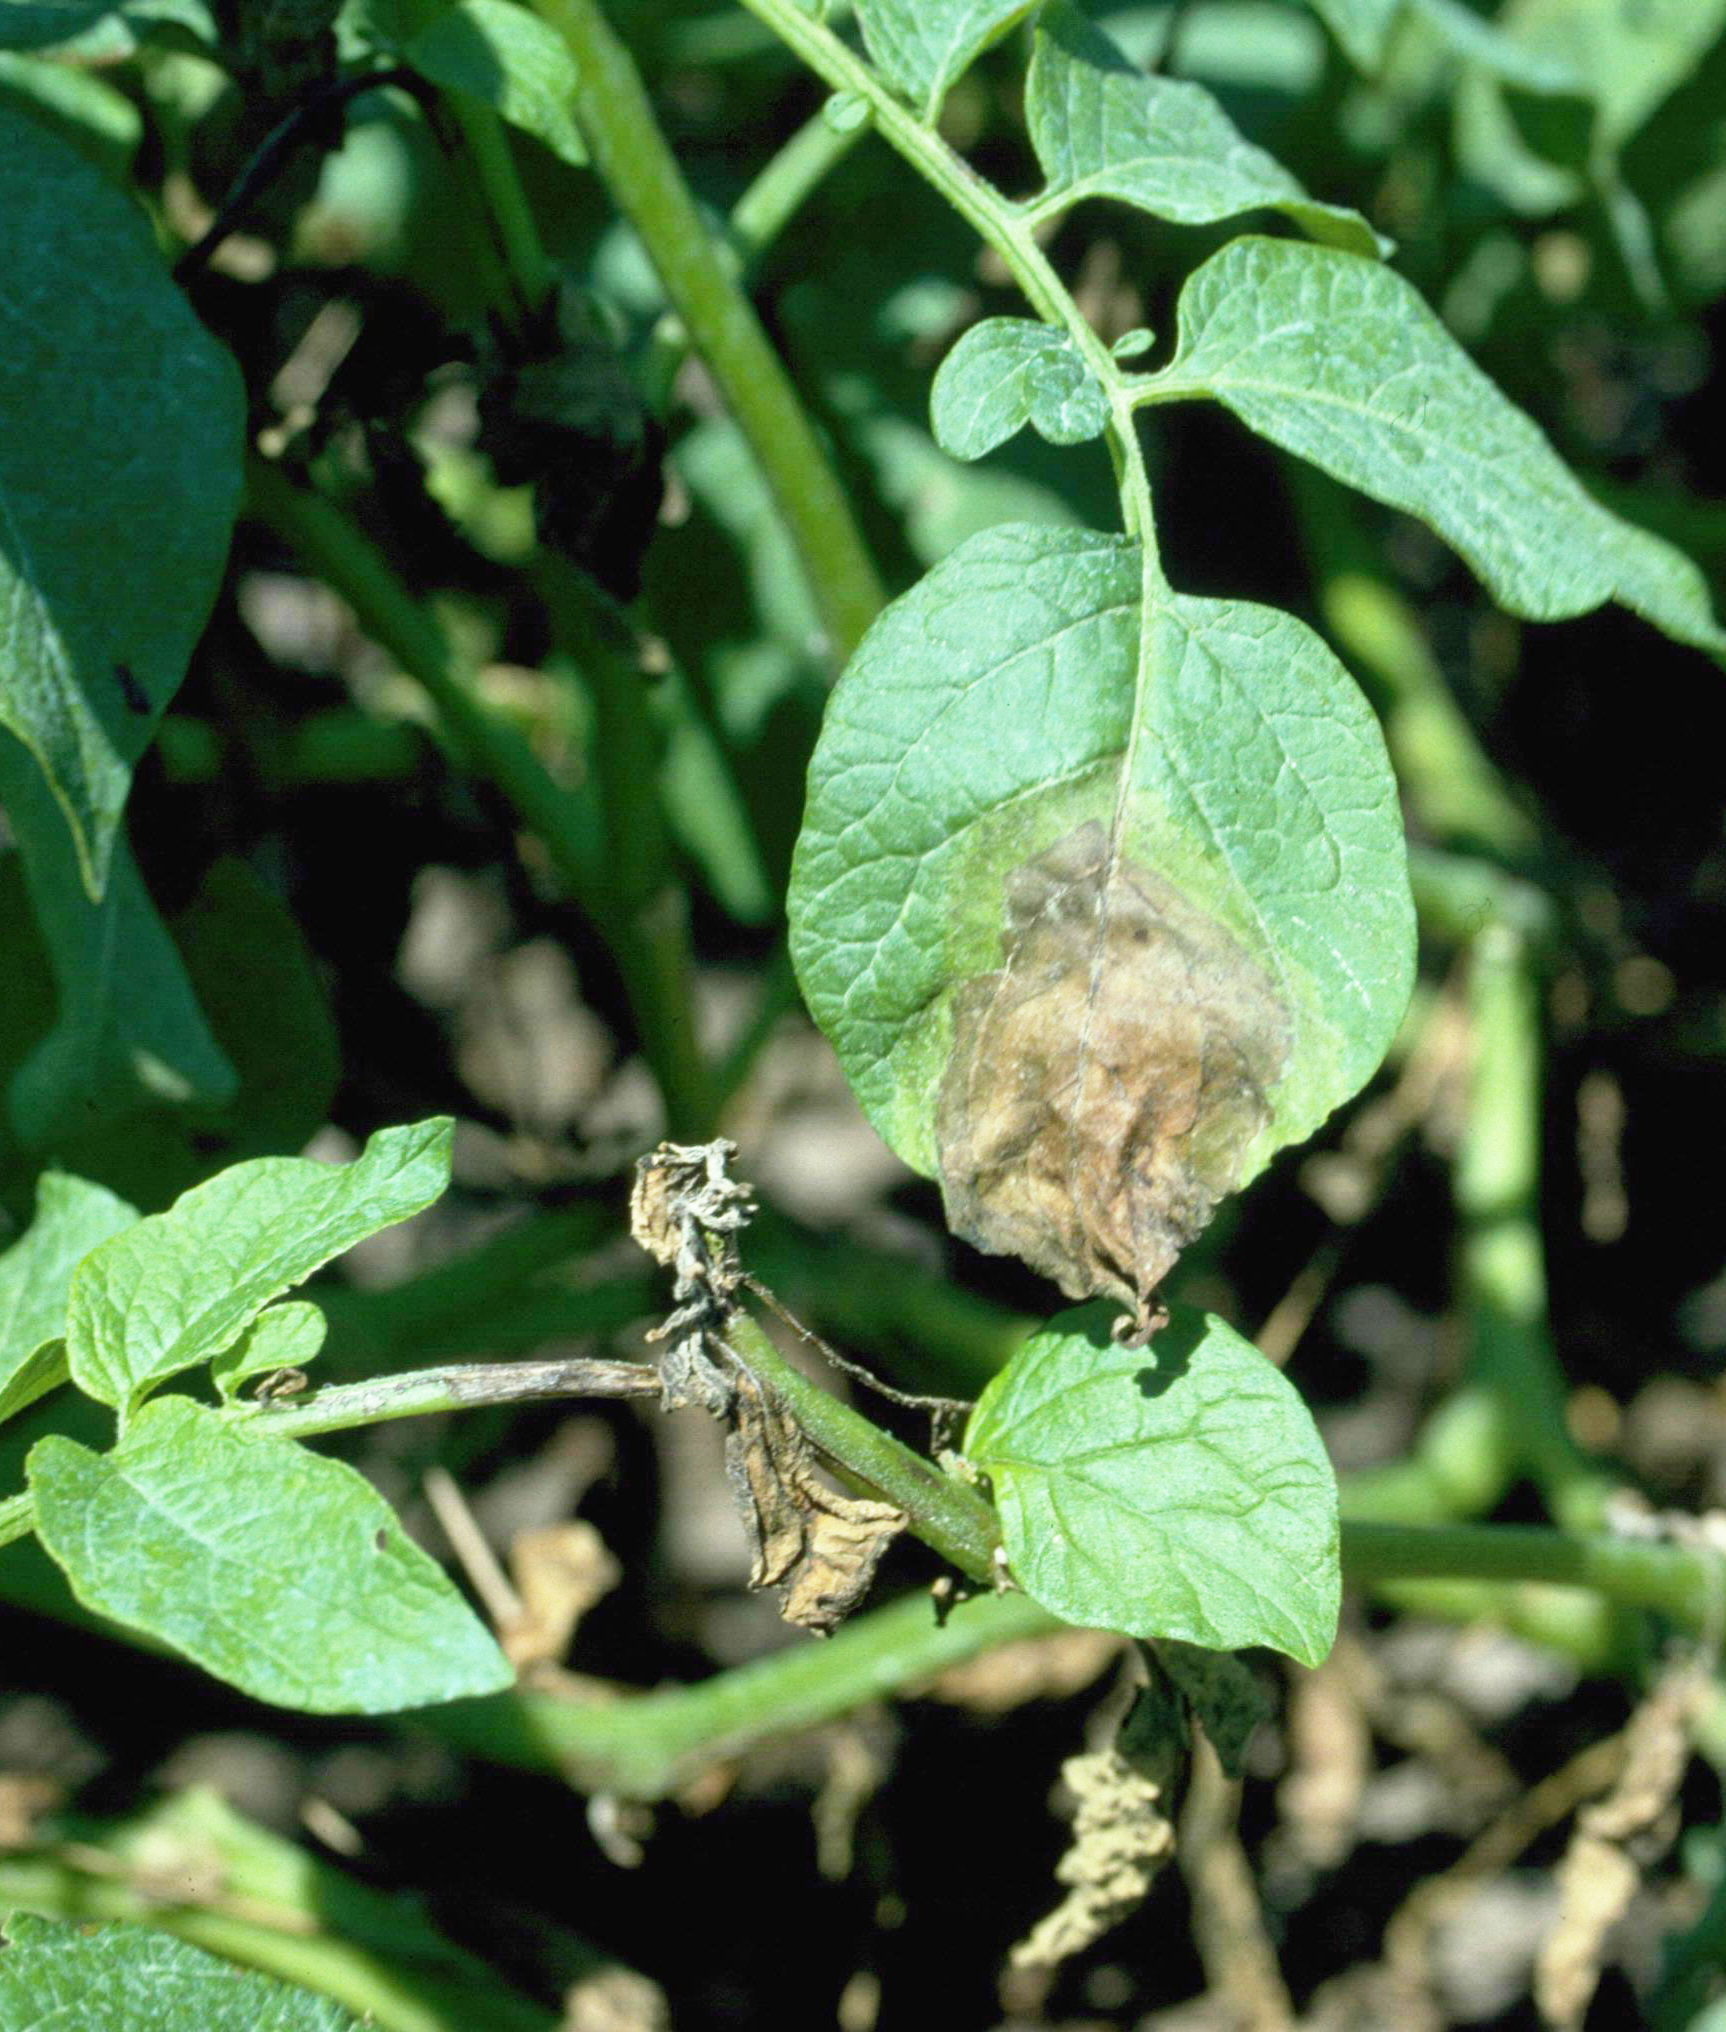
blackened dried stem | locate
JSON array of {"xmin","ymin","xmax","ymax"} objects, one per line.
[
  {"xmin": 224, "ymin": 1356, "xmax": 662, "ymax": 1443},
  {"xmin": 174, "ymin": 67, "xmax": 429, "ymax": 284}
]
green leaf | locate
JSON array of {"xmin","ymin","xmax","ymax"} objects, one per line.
[
  {"xmin": 930, "ymin": 316, "xmax": 1110, "ymax": 461},
  {"xmin": 0, "ymin": 734, "xmax": 236, "ymax": 1154},
  {"xmin": 1025, "ymin": 0, "xmax": 1386, "ymax": 257},
  {"xmin": 27, "ymin": 1395, "xmax": 512, "ymax": 1711},
  {"xmin": 65, "ymin": 1118, "xmax": 454, "ymax": 1416},
  {"xmin": 1305, "ymin": 0, "xmax": 1399, "ymax": 70},
  {"xmin": 789, "ymin": 524, "xmax": 1413, "ymax": 1332},
  {"xmin": 853, "ymin": 0, "xmax": 1038, "ymax": 115},
  {"xmin": 379, "ymin": 0, "xmax": 587, "ymax": 167},
  {"xmin": 0, "ymin": 1171, "xmax": 136, "ymax": 1424},
  {"xmin": 210, "ymin": 1300, "xmax": 328, "ymax": 1403},
  {"xmin": 0, "ymin": 0, "xmax": 115, "ymax": 47},
  {"xmin": 0, "ymin": 0, "xmax": 213, "ymax": 54},
  {"xmin": 0, "ymin": 101, "xmax": 242, "ymax": 897},
  {"xmin": 0, "ymin": 1914, "xmax": 362, "ymax": 2029},
  {"xmin": 0, "ymin": 46, "xmax": 142, "ymax": 175},
  {"xmin": 965, "ymin": 1303, "xmax": 1340, "ymax": 1666},
  {"xmin": 1147, "ymin": 237, "xmax": 1726, "ymax": 656}
]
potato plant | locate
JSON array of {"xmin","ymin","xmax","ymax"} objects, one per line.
[{"xmin": 1, "ymin": 1, "xmax": 1724, "ymax": 2025}]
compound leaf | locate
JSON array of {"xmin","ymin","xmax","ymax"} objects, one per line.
[
  {"xmin": 1147, "ymin": 237, "xmax": 1726, "ymax": 656},
  {"xmin": 966, "ymin": 1303, "xmax": 1340, "ymax": 1665},
  {"xmin": 0, "ymin": 1915, "xmax": 360, "ymax": 2030},
  {"xmin": 789, "ymin": 524, "xmax": 1413, "ymax": 1333},
  {"xmin": 0, "ymin": 99, "xmax": 242, "ymax": 896},
  {"xmin": 931, "ymin": 317, "xmax": 1110, "ymax": 461},
  {"xmin": 65, "ymin": 1119, "xmax": 453, "ymax": 1416},
  {"xmin": 29, "ymin": 1396, "xmax": 511, "ymax": 1710},
  {"xmin": 1026, "ymin": 0, "xmax": 1385, "ymax": 256}
]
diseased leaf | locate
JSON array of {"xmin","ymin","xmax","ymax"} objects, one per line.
[
  {"xmin": 1146, "ymin": 237, "xmax": 1726, "ymax": 656},
  {"xmin": 854, "ymin": 0, "xmax": 1038, "ymax": 115},
  {"xmin": 210, "ymin": 1300, "xmax": 328, "ymax": 1403},
  {"xmin": 789, "ymin": 524, "xmax": 1413, "ymax": 1331},
  {"xmin": 65, "ymin": 1118, "xmax": 453, "ymax": 1416},
  {"xmin": 0, "ymin": 1170, "xmax": 136, "ymax": 1424},
  {"xmin": 0, "ymin": 100, "xmax": 242, "ymax": 896},
  {"xmin": 966, "ymin": 1303, "xmax": 1341, "ymax": 1664},
  {"xmin": 931, "ymin": 317, "xmax": 1110, "ymax": 462},
  {"xmin": 0, "ymin": 1914, "xmax": 361, "ymax": 2029},
  {"xmin": 393, "ymin": 0, "xmax": 588, "ymax": 167},
  {"xmin": 1025, "ymin": 0, "xmax": 1385, "ymax": 257},
  {"xmin": 724, "ymin": 1364, "xmax": 905, "ymax": 1633},
  {"xmin": 0, "ymin": 734, "xmax": 235, "ymax": 1153},
  {"xmin": 27, "ymin": 1396, "xmax": 512, "ymax": 1712}
]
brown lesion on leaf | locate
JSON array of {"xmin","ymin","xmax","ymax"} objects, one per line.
[{"xmin": 936, "ymin": 821, "xmax": 1291, "ymax": 1340}]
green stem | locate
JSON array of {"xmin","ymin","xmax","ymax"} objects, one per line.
[
  {"xmin": 733, "ymin": 0, "xmax": 1164, "ymax": 575},
  {"xmin": 442, "ymin": 97, "xmax": 558, "ymax": 322},
  {"xmin": 0, "ymin": 1490, "xmax": 29, "ymax": 1552},
  {"xmin": 426, "ymin": 1585, "xmax": 1061, "ymax": 1798},
  {"xmin": 729, "ymin": 104, "xmax": 865, "ymax": 269},
  {"xmin": 223, "ymin": 1356, "xmax": 661, "ymax": 1445},
  {"xmin": 531, "ymin": 0, "xmax": 884, "ymax": 667},
  {"xmin": 248, "ymin": 457, "xmax": 715, "ymax": 1133},
  {"xmin": 1342, "ymin": 1520, "xmax": 1722, "ymax": 1630},
  {"xmin": 722, "ymin": 1310, "xmax": 1002, "ymax": 1584},
  {"xmin": 1459, "ymin": 923, "xmax": 1617, "ymax": 1532}
]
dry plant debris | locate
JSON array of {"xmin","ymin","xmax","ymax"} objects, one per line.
[{"xmin": 631, "ymin": 1140, "xmax": 905, "ymax": 1634}]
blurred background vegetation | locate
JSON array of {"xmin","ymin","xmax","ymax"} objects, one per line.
[{"xmin": 3, "ymin": 2, "xmax": 1726, "ymax": 2026}]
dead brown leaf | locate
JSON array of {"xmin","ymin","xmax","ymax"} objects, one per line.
[
  {"xmin": 1535, "ymin": 1666, "xmax": 1698, "ymax": 2029},
  {"xmin": 503, "ymin": 1522, "xmax": 622, "ymax": 1672},
  {"xmin": 936, "ymin": 822, "xmax": 1289, "ymax": 1337},
  {"xmin": 723, "ymin": 1365, "xmax": 904, "ymax": 1635}
]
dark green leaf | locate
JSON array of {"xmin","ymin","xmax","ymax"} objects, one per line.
[
  {"xmin": 0, "ymin": 101, "xmax": 242, "ymax": 896},
  {"xmin": 790, "ymin": 524, "xmax": 1413, "ymax": 1331},
  {"xmin": 1026, "ymin": 1, "xmax": 1385, "ymax": 256},
  {"xmin": 966, "ymin": 1303, "xmax": 1340, "ymax": 1665},
  {"xmin": 0, "ymin": 734, "xmax": 236, "ymax": 1155},
  {"xmin": 1146, "ymin": 237, "xmax": 1726, "ymax": 655},
  {"xmin": 930, "ymin": 317, "xmax": 1110, "ymax": 461},
  {"xmin": 375, "ymin": 0, "xmax": 588, "ymax": 166},
  {"xmin": 0, "ymin": 1914, "xmax": 361, "ymax": 2028},
  {"xmin": 65, "ymin": 1119, "xmax": 453, "ymax": 1416},
  {"xmin": 27, "ymin": 1395, "xmax": 512, "ymax": 1711}
]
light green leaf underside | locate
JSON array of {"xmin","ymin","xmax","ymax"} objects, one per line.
[
  {"xmin": 930, "ymin": 316, "xmax": 1110, "ymax": 461},
  {"xmin": 0, "ymin": 101, "xmax": 242, "ymax": 897},
  {"xmin": 27, "ymin": 1395, "xmax": 512, "ymax": 1713},
  {"xmin": 65, "ymin": 1117, "xmax": 453, "ymax": 1415},
  {"xmin": 394, "ymin": 0, "xmax": 588, "ymax": 167},
  {"xmin": 789, "ymin": 523, "xmax": 1413, "ymax": 1283},
  {"xmin": 853, "ymin": 0, "xmax": 1038, "ymax": 114},
  {"xmin": 210, "ymin": 1299, "xmax": 328, "ymax": 1403},
  {"xmin": 1026, "ymin": 0, "xmax": 1385, "ymax": 258},
  {"xmin": 0, "ymin": 1169, "xmax": 136, "ymax": 1423},
  {"xmin": 1149, "ymin": 238, "xmax": 1726, "ymax": 656},
  {"xmin": 0, "ymin": 733, "xmax": 235, "ymax": 1153},
  {"xmin": 0, "ymin": 1914, "xmax": 361, "ymax": 2030},
  {"xmin": 966, "ymin": 1302, "xmax": 1340, "ymax": 1665}
]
